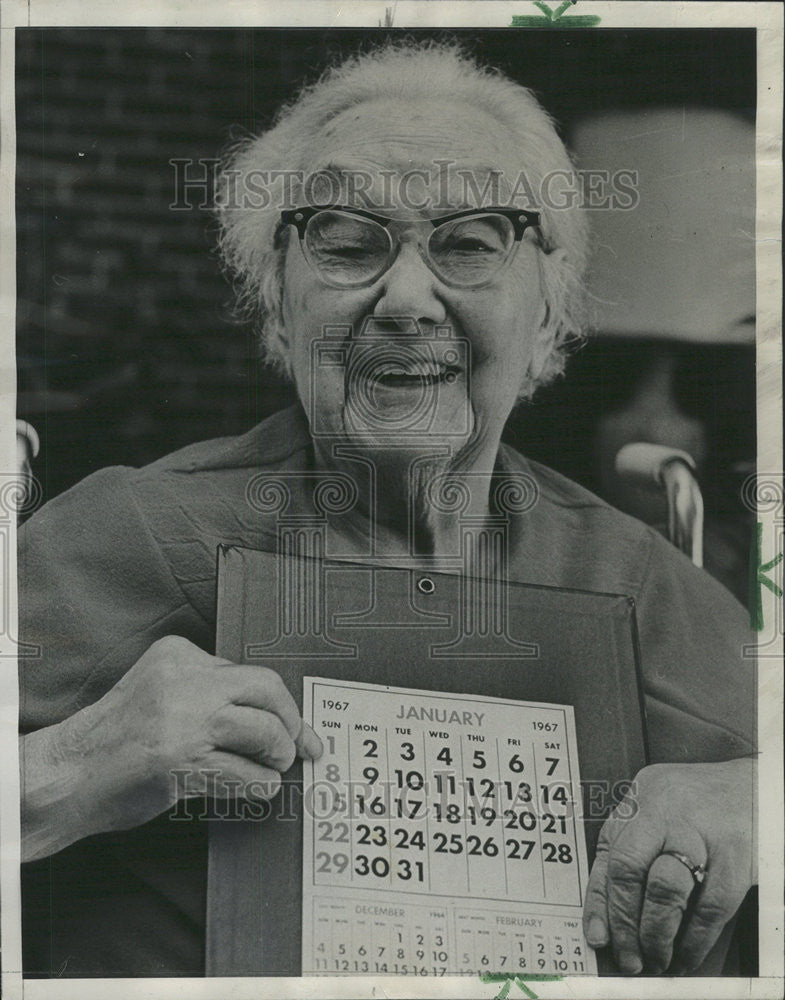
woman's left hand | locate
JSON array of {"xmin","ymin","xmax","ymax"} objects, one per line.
[{"xmin": 582, "ymin": 757, "xmax": 756, "ymax": 975}]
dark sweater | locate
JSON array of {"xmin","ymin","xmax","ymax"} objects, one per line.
[{"xmin": 19, "ymin": 405, "xmax": 755, "ymax": 976}]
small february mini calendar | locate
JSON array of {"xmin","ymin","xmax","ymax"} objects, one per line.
[{"xmin": 302, "ymin": 677, "xmax": 598, "ymax": 977}]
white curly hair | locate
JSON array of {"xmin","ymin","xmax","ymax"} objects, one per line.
[{"xmin": 215, "ymin": 38, "xmax": 589, "ymax": 399}]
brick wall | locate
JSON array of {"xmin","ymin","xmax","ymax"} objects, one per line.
[{"xmin": 16, "ymin": 28, "xmax": 296, "ymax": 501}]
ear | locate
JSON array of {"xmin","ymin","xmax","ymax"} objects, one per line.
[
  {"xmin": 529, "ymin": 307, "xmax": 556, "ymax": 382},
  {"xmin": 528, "ymin": 248, "xmax": 567, "ymax": 382},
  {"xmin": 275, "ymin": 274, "xmax": 291, "ymax": 352},
  {"xmin": 277, "ymin": 325, "xmax": 291, "ymax": 351}
]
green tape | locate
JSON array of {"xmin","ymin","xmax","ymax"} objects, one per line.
[
  {"xmin": 480, "ymin": 972, "xmax": 565, "ymax": 1000},
  {"xmin": 510, "ymin": 15, "xmax": 602, "ymax": 27},
  {"xmin": 511, "ymin": 1, "xmax": 601, "ymax": 27},
  {"xmin": 750, "ymin": 520, "xmax": 784, "ymax": 630}
]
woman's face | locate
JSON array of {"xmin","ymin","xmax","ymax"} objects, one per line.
[{"xmin": 281, "ymin": 98, "xmax": 554, "ymax": 467}]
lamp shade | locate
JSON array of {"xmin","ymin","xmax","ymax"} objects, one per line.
[{"xmin": 570, "ymin": 109, "xmax": 755, "ymax": 343}]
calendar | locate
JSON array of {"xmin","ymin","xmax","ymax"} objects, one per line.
[{"xmin": 302, "ymin": 678, "xmax": 598, "ymax": 977}]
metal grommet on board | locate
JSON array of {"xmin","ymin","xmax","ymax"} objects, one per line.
[{"xmin": 417, "ymin": 577, "xmax": 435, "ymax": 595}]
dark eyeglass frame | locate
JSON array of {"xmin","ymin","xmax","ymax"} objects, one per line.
[
  {"xmin": 278, "ymin": 205, "xmax": 545, "ymax": 290},
  {"xmin": 279, "ymin": 204, "xmax": 542, "ymax": 241}
]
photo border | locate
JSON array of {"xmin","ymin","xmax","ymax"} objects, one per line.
[{"xmin": 1, "ymin": 3, "xmax": 781, "ymax": 1000}]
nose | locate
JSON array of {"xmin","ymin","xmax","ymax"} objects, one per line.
[{"xmin": 372, "ymin": 241, "xmax": 447, "ymax": 326}]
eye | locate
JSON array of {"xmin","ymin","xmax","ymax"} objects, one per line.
[
  {"xmin": 307, "ymin": 213, "xmax": 389, "ymax": 262},
  {"xmin": 431, "ymin": 216, "xmax": 510, "ymax": 257},
  {"xmin": 324, "ymin": 243, "xmax": 369, "ymax": 258},
  {"xmin": 448, "ymin": 236, "xmax": 496, "ymax": 253}
]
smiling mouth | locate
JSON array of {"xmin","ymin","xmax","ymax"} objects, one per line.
[{"xmin": 361, "ymin": 364, "xmax": 462, "ymax": 388}]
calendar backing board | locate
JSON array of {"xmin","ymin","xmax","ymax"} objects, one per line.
[{"xmin": 206, "ymin": 545, "xmax": 648, "ymax": 976}]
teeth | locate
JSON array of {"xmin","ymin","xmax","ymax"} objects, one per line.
[{"xmin": 376, "ymin": 363, "xmax": 452, "ymax": 377}]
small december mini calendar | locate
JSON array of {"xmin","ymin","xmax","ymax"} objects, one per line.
[{"xmin": 302, "ymin": 677, "xmax": 598, "ymax": 977}]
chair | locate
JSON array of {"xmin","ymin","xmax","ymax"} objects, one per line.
[{"xmin": 615, "ymin": 443, "xmax": 704, "ymax": 567}]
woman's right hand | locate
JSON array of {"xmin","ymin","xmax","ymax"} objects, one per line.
[{"xmin": 21, "ymin": 635, "xmax": 322, "ymax": 862}]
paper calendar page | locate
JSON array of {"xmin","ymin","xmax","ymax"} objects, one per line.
[{"xmin": 302, "ymin": 677, "xmax": 598, "ymax": 977}]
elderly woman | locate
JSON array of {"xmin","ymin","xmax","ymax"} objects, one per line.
[{"xmin": 20, "ymin": 41, "xmax": 755, "ymax": 979}]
